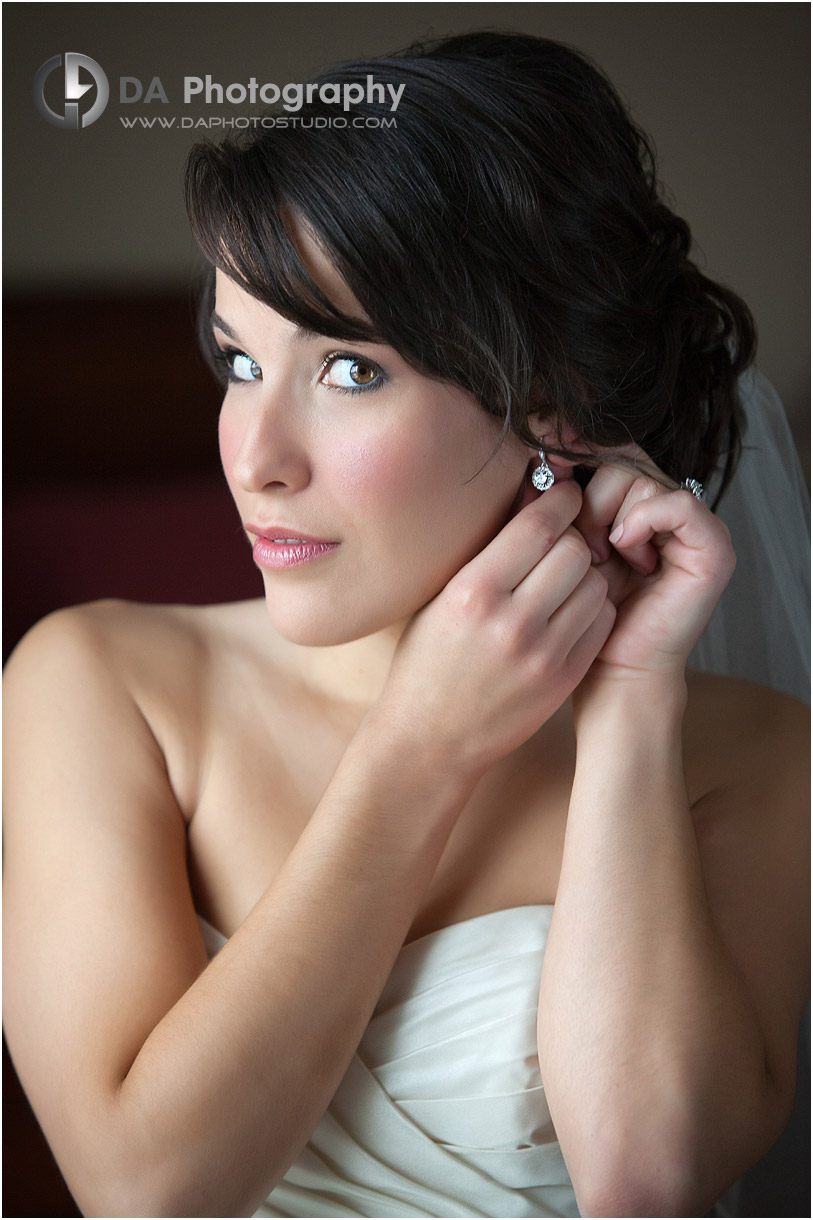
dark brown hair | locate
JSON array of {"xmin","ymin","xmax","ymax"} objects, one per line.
[{"xmin": 185, "ymin": 31, "xmax": 756, "ymax": 505}]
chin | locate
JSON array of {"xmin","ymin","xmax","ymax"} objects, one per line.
[
  {"xmin": 260, "ymin": 580, "xmax": 422, "ymax": 649},
  {"xmin": 261, "ymin": 593, "xmax": 388, "ymax": 648},
  {"xmin": 272, "ymin": 619, "xmax": 373, "ymax": 649}
]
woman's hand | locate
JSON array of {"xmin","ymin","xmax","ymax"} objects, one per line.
[
  {"xmin": 574, "ymin": 451, "xmax": 736, "ymax": 682},
  {"xmin": 374, "ymin": 478, "xmax": 616, "ymax": 779}
]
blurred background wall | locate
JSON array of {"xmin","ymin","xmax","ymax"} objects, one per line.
[{"xmin": 3, "ymin": 4, "xmax": 809, "ymax": 1217}]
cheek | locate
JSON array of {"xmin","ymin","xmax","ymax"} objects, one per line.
[
  {"xmin": 331, "ymin": 420, "xmax": 524, "ymax": 568},
  {"xmin": 328, "ymin": 434, "xmax": 419, "ymax": 498},
  {"xmin": 218, "ymin": 410, "xmax": 240, "ymax": 485}
]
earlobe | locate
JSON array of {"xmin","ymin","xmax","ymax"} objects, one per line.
[
  {"xmin": 528, "ymin": 413, "xmax": 582, "ymax": 462},
  {"xmin": 528, "ymin": 416, "xmax": 587, "ymax": 471},
  {"xmin": 525, "ymin": 428, "xmax": 583, "ymax": 488}
]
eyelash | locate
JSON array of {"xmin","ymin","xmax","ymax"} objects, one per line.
[
  {"xmin": 318, "ymin": 351, "xmax": 385, "ymax": 395},
  {"xmin": 212, "ymin": 345, "xmax": 260, "ymax": 385},
  {"xmin": 212, "ymin": 344, "xmax": 385, "ymax": 394}
]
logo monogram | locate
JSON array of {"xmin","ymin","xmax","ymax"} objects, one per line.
[{"xmin": 34, "ymin": 53, "xmax": 109, "ymax": 129}]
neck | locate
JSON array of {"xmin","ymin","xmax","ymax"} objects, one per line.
[{"xmin": 281, "ymin": 616, "xmax": 411, "ymax": 709}]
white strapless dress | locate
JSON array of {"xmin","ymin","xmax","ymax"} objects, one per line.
[{"xmin": 198, "ymin": 905, "xmax": 580, "ymax": 1218}]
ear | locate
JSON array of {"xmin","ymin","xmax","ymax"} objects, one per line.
[{"xmin": 525, "ymin": 415, "xmax": 583, "ymax": 469}]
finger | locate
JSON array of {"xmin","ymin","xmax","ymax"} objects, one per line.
[
  {"xmin": 514, "ymin": 524, "xmax": 593, "ymax": 615},
  {"xmin": 575, "ymin": 452, "xmax": 675, "ymax": 565},
  {"xmin": 609, "ymin": 489, "xmax": 733, "ymax": 584},
  {"xmin": 592, "ymin": 549, "xmax": 638, "ymax": 608},
  {"xmin": 575, "ymin": 464, "xmax": 640, "ymax": 564},
  {"xmin": 474, "ymin": 479, "xmax": 583, "ymax": 591},
  {"xmin": 606, "ymin": 475, "xmax": 666, "ymax": 574},
  {"xmin": 546, "ymin": 564, "xmax": 610, "ymax": 650},
  {"xmin": 565, "ymin": 596, "xmax": 617, "ymax": 680}
]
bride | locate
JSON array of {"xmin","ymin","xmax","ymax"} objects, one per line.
[{"xmin": 4, "ymin": 32, "xmax": 808, "ymax": 1219}]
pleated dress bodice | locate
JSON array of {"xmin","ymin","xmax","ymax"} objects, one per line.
[{"xmin": 198, "ymin": 905, "xmax": 579, "ymax": 1218}]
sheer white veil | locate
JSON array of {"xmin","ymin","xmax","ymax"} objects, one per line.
[{"xmin": 688, "ymin": 367, "xmax": 810, "ymax": 704}]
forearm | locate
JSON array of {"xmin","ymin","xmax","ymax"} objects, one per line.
[
  {"xmin": 102, "ymin": 715, "xmax": 472, "ymax": 1218},
  {"xmin": 539, "ymin": 677, "xmax": 771, "ymax": 1216}
]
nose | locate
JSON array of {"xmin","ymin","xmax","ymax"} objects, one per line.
[{"xmin": 220, "ymin": 383, "xmax": 312, "ymax": 496}]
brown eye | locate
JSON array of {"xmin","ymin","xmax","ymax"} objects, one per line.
[
  {"xmin": 321, "ymin": 354, "xmax": 384, "ymax": 393},
  {"xmin": 350, "ymin": 361, "xmax": 377, "ymax": 385}
]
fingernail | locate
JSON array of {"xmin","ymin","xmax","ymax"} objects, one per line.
[
  {"xmin": 590, "ymin": 548, "xmax": 603, "ymax": 565},
  {"xmin": 608, "ymin": 522, "xmax": 624, "ymax": 545}
]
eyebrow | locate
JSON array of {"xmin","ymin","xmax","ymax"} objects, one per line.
[{"xmin": 211, "ymin": 310, "xmax": 322, "ymax": 345}]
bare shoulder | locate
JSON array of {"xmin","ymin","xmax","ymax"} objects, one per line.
[
  {"xmin": 683, "ymin": 669, "xmax": 809, "ymax": 809},
  {"xmin": 4, "ymin": 596, "xmax": 266, "ymax": 689},
  {"xmin": 4, "ymin": 597, "xmax": 273, "ymax": 817}
]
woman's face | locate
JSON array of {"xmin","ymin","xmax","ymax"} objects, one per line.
[{"xmin": 214, "ymin": 245, "xmax": 533, "ymax": 647}]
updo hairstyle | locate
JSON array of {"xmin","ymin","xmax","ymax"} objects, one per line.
[{"xmin": 185, "ymin": 31, "xmax": 756, "ymax": 504}]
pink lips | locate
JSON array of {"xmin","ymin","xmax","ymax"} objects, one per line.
[{"xmin": 246, "ymin": 524, "xmax": 340, "ymax": 571}]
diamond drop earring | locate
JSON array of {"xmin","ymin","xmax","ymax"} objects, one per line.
[{"xmin": 531, "ymin": 450, "xmax": 555, "ymax": 492}]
